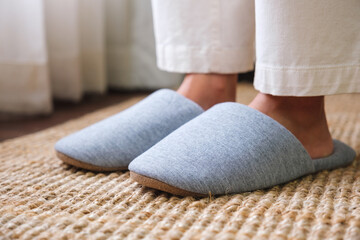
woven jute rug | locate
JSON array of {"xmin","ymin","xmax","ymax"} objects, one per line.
[{"xmin": 1, "ymin": 83, "xmax": 359, "ymax": 240}]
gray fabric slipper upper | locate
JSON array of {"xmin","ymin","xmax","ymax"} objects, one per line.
[
  {"xmin": 129, "ymin": 102, "xmax": 356, "ymax": 195},
  {"xmin": 55, "ymin": 89, "xmax": 204, "ymax": 169}
]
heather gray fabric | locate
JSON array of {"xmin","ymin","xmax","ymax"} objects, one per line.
[
  {"xmin": 129, "ymin": 102, "xmax": 356, "ymax": 195},
  {"xmin": 55, "ymin": 89, "xmax": 204, "ymax": 168}
]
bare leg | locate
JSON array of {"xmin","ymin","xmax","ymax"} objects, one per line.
[
  {"xmin": 249, "ymin": 93, "xmax": 333, "ymax": 159},
  {"xmin": 177, "ymin": 73, "xmax": 238, "ymax": 110}
]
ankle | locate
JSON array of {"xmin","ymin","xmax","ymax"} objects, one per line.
[
  {"xmin": 249, "ymin": 93, "xmax": 326, "ymax": 125},
  {"xmin": 177, "ymin": 73, "xmax": 237, "ymax": 110},
  {"xmin": 249, "ymin": 93, "xmax": 333, "ymax": 158}
]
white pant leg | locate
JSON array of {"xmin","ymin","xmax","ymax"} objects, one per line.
[
  {"xmin": 254, "ymin": 0, "xmax": 360, "ymax": 96},
  {"xmin": 151, "ymin": 0, "xmax": 255, "ymax": 74}
]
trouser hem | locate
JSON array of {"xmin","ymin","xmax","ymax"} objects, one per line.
[
  {"xmin": 156, "ymin": 45, "xmax": 255, "ymax": 74},
  {"xmin": 254, "ymin": 64, "xmax": 360, "ymax": 96}
]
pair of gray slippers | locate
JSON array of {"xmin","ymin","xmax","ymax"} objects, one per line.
[{"xmin": 55, "ymin": 89, "xmax": 356, "ymax": 197}]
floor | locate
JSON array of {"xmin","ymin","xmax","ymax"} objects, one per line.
[
  {"xmin": 0, "ymin": 90, "xmax": 150, "ymax": 142},
  {"xmin": 1, "ymin": 82, "xmax": 358, "ymax": 239}
]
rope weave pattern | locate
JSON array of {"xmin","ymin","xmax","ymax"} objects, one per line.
[{"xmin": 0, "ymin": 84, "xmax": 359, "ymax": 240}]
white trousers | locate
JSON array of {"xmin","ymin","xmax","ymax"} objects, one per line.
[{"xmin": 152, "ymin": 0, "xmax": 360, "ymax": 96}]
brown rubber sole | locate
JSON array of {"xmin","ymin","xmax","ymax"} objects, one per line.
[
  {"xmin": 56, "ymin": 151, "xmax": 127, "ymax": 172},
  {"xmin": 130, "ymin": 171, "xmax": 208, "ymax": 198}
]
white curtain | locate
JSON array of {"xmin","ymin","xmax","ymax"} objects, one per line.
[{"xmin": 0, "ymin": 0, "xmax": 182, "ymax": 115}]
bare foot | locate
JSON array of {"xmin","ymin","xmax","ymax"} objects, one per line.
[
  {"xmin": 177, "ymin": 73, "xmax": 237, "ymax": 110},
  {"xmin": 249, "ymin": 93, "xmax": 333, "ymax": 159}
]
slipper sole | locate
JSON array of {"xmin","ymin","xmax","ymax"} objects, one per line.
[
  {"xmin": 56, "ymin": 151, "xmax": 127, "ymax": 172},
  {"xmin": 130, "ymin": 171, "xmax": 207, "ymax": 197}
]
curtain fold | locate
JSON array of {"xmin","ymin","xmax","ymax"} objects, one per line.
[
  {"xmin": 0, "ymin": 0, "xmax": 51, "ymax": 114},
  {"xmin": 0, "ymin": 0, "xmax": 182, "ymax": 115}
]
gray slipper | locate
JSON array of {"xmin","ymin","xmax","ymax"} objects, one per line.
[
  {"xmin": 55, "ymin": 89, "xmax": 203, "ymax": 171},
  {"xmin": 129, "ymin": 102, "xmax": 356, "ymax": 197}
]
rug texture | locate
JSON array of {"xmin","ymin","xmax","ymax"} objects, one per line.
[{"xmin": 1, "ymin": 83, "xmax": 359, "ymax": 240}]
